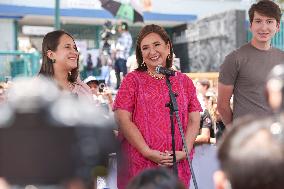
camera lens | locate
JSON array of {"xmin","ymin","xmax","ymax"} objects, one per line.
[{"xmin": 99, "ymin": 83, "xmax": 105, "ymax": 93}]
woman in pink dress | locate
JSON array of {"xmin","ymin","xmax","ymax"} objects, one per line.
[
  {"xmin": 113, "ymin": 24, "xmax": 202, "ymax": 189},
  {"xmin": 39, "ymin": 30, "xmax": 92, "ymax": 100}
]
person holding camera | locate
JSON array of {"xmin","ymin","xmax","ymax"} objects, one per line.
[
  {"xmin": 114, "ymin": 22, "xmax": 133, "ymax": 89},
  {"xmin": 84, "ymin": 76, "xmax": 113, "ymax": 112}
]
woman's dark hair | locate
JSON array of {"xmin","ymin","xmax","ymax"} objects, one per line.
[
  {"xmin": 39, "ymin": 30, "xmax": 78, "ymax": 83},
  {"xmin": 249, "ymin": 0, "xmax": 282, "ymax": 24},
  {"xmin": 135, "ymin": 24, "xmax": 173, "ymax": 71},
  {"xmin": 126, "ymin": 168, "xmax": 185, "ymax": 189}
]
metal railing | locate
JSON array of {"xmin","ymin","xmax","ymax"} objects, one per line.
[{"xmin": 0, "ymin": 51, "xmax": 40, "ymax": 81}]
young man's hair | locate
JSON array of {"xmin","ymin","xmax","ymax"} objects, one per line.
[
  {"xmin": 249, "ymin": 0, "xmax": 282, "ymax": 24},
  {"xmin": 218, "ymin": 115, "xmax": 284, "ymax": 189}
]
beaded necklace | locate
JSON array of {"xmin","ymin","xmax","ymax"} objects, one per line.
[{"xmin": 147, "ymin": 70, "xmax": 165, "ymax": 80}]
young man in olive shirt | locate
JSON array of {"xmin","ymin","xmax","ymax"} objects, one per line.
[{"xmin": 218, "ymin": 0, "xmax": 284, "ymax": 126}]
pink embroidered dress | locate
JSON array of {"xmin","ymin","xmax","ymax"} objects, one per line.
[{"xmin": 113, "ymin": 71, "xmax": 202, "ymax": 189}]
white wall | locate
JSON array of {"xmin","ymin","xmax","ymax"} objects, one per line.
[
  {"xmin": 0, "ymin": 19, "xmax": 14, "ymax": 51},
  {"xmin": 151, "ymin": 0, "xmax": 251, "ymax": 19},
  {"xmin": 0, "ymin": 0, "xmax": 102, "ymax": 9},
  {"xmin": 0, "ymin": 19, "xmax": 14, "ymax": 80}
]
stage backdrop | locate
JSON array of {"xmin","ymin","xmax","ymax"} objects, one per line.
[{"xmin": 173, "ymin": 10, "xmax": 246, "ymax": 73}]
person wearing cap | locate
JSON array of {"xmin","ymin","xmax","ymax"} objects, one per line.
[
  {"xmin": 218, "ymin": 0, "xmax": 284, "ymax": 126},
  {"xmin": 195, "ymin": 79, "xmax": 215, "ymax": 144},
  {"xmin": 196, "ymin": 79, "xmax": 210, "ymax": 110},
  {"xmin": 84, "ymin": 76, "xmax": 113, "ymax": 112}
]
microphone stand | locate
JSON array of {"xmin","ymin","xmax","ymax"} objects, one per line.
[{"xmin": 165, "ymin": 75, "xmax": 198, "ymax": 189}]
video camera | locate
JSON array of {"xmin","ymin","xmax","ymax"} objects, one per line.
[
  {"xmin": 98, "ymin": 80, "xmax": 106, "ymax": 93},
  {"xmin": 100, "ymin": 21, "xmax": 116, "ymax": 41}
]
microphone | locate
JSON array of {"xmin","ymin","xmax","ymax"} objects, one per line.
[{"xmin": 155, "ymin": 65, "xmax": 176, "ymax": 76}]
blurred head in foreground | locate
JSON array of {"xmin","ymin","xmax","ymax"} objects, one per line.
[
  {"xmin": 126, "ymin": 168, "xmax": 185, "ymax": 189},
  {"xmin": 0, "ymin": 178, "xmax": 10, "ymax": 189},
  {"xmin": 214, "ymin": 116, "xmax": 284, "ymax": 189},
  {"xmin": 266, "ymin": 64, "xmax": 284, "ymax": 113},
  {"xmin": 0, "ymin": 77, "xmax": 117, "ymax": 186}
]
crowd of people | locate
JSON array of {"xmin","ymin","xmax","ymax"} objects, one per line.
[{"xmin": 0, "ymin": 0, "xmax": 284, "ymax": 189}]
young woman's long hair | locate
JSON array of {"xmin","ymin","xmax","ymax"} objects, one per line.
[{"xmin": 39, "ymin": 30, "xmax": 78, "ymax": 83}]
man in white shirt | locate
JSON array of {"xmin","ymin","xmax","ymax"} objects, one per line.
[{"xmin": 114, "ymin": 22, "xmax": 133, "ymax": 89}]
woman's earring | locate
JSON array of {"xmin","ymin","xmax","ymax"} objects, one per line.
[
  {"xmin": 142, "ymin": 61, "xmax": 146, "ymax": 67},
  {"xmin": 48, "ymin": 58, "xmax": 55, "ymax": 64},
  {"xmin": 167, "ymin": 53, "xmax": 171, "ymax": 60}
]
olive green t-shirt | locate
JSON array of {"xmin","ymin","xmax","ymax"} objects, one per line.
[{"xmin": 219, "ymin": 42, "xmax": 284, "ymax": 120}]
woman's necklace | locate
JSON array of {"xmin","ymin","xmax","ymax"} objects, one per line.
[{"xmin": 147, "ymin": 70, "xmax": 165, "ymax": 80}]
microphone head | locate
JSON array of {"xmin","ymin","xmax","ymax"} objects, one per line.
[
  {"xmin": 155, "ymin": 65, "xmax": 162, "ymax": 74},
  {"xmin": 155, "ymin": 65, "xmax": 176, "ymax": 76}
]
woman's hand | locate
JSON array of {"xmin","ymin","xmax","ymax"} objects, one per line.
[
  {"xmin": 172, "ymin": 150, "xmax": 186, "ymax": 162},
  {"xmin": 157, "ymin": 150, "xmax": 186, "ymax": 167},
  {"xmin": 143, "ymin": 149, "xmax": 173, "ymax": 166}
]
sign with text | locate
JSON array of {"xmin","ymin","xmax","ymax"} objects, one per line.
[{"xmin": 22, "ymin": 26, "xmax": 54, "ymax": 36}]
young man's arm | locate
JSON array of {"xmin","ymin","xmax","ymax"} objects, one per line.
[{"xmin": 217, "ymin": 82, "xmax": 234, "ymax": 126}]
